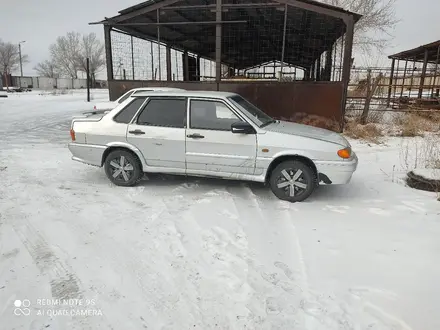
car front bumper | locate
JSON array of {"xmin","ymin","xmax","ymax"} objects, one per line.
[
  {"xmin": 68, "ymin": 143, "xmax": 106, "ymax": 167},
  {"xmin": 315, "ymin": 152, "xmax": 358, "ymax": 185}
]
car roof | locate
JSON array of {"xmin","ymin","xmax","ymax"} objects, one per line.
[
  {"xmin": 131, "ymin": 87, "xmax": 184, "ymax": 91},
  {"xmin": 133, "ymin": 90, "xmax": 239, "ymax": 98}
]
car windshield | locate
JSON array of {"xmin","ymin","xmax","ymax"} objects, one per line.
[{"xmin": 228, "ymin": 95, "xmax": 275, "ymax": 127}]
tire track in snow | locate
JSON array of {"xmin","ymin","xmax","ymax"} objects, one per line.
[
  {"xmin": 53, "ymin": 186, "xmax": 168, "ymax": 329},
  {"xmin": 244, "ymin": 187, "xmax": 401, "ymax": 329},
  {"xmin": 247, "ymin": 189, "xmax": 414, "ymax": 330},
  {"xmin": 157, "ymin": 183, "xmax": 254, "ymax": 329},
  {"xmin": 223, "ymin": 184, "xmax": 306, "ymax": 328},
  {"xmin": 122, "ymin": 184, "xmax": 217, "ymax": 329},
  {"xmin": 3, "ymin": 180, "xmax": 83, "ymax": 301},
  {"xmin": 213, "ymin": 186, "xmax": 271, "ymax": 329},
  {"xmin": 2, "ymin": 164, "xmax": 126, "ymax": 329},
  {"xmin": 3, "ymin": 208, "xmax": 94, "ymax": 330},
  {"xmin": 11, "ymin": 162, "xmax": 209, "ymax": 329},
  {"xmin": 249, "ymin": 186, "xmax": 317, "ymax": 328},
  {"xmin": 13, "ymin": 220, "xmax": 82, "ymax": 300},
  {"xmin": 0, "ymin": 112, "xmax": 72, "ymax": 146}
]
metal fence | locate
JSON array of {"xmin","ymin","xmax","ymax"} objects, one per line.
[
  {"xmin": 110, "ymin": 30, "xmax": 220, "ymax": 82},
  {"xmin": 346, "ymin": 65, "xmax": 440, "ymax": 113},
  {"xmin": 107, "ymin": 1, "xmax": 350, "ymax": 84}
]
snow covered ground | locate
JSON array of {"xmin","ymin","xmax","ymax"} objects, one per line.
[{"xmin": 0, "ymin": 91, "xmax": 439, "ymax": 330}]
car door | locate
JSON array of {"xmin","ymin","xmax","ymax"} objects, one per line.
[
  {"xmin": 185, "ymin": 98, "xmax": 257, "ymax": 176},
  {"xmin": 126, "ymin": 97, "xmax": 187, "ymax": 172}
]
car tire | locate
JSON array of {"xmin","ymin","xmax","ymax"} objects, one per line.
[
  {"xmin": 104, "ymin": 149, "xmax": 143, "ymax": 187},
  {"xmin": 269, "ymin": 160, "xmax": 316, "ymax": 202}
]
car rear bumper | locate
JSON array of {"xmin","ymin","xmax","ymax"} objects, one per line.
[
  {"xmin": 315, "ymin": 152, "xmax": 358, "ymax": 185},
  {"xmin": 68, "ymin": 143, "xmax": 106, "ymax": 167}
]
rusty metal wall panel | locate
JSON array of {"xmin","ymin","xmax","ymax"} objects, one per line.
[
  {"xmin": 219, "ymin": 82, "xmax": 344, "ymax": 130},
  {"xmin": 108, "ymin": 80, "xmax": 344, "ymax": 131}
]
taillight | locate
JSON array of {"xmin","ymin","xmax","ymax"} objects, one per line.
[
  {"xmin": 93, "ymin": 105, "xmax": 96, "ymax": 110},
  {"xmin": 337, "ymin": 147, "xmax": 351, "ymax": 159},
  {"xmin": 70, "ymin": 129, "xmax": 76, "ymax": 141}
]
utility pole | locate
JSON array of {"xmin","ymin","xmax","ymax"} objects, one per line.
[
  {"xmin": 18, "ymin": 41, "xmax": 26, "ymax": 77},
  {"xmin": 86, "ymin": 58, "xmax": 91, "ymax": 102}
]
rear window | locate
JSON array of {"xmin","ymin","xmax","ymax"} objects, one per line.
[
  {"xmin": 113, "ymin": 97, "xmax": 146, "ymax": 124},
  {"xmin": 117, "ymin": 90, "xmax": 135, "ymax": 104}
]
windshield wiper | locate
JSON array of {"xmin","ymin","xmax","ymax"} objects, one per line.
[{"xmin": 260, "ymin": 119, "xmax": 276, "ymax": 128}]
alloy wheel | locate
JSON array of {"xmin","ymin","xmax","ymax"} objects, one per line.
[
  {"xmin": 109, "ymin": 155, "xmax": 134, "ymax": 183},
  {"xmin": 275, "ymin": 168, "xmax": 309, "ymax": 198}
]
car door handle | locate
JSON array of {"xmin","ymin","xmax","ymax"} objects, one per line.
[
  {"xmin": 129, "ymin": 129, "xmax": 145, "ymax": 135},
  {"xmin": 187, "ymin": 133, "xmax": 204, "ymax": 139}
]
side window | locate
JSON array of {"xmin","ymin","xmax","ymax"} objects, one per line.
[
  {"xmin": 117, "ymin": 90, "xmax": 135, "ymax": 104},
  {"xmin": 137, "ymin": 98, "xmax": 186, "ymax": 128},
  {"xmin": 190, "ymin": 100, "xmax": 242, "ymax": 131},
  {"xmin": 113, "ymin": 97, "xmax": 146, "ymax": 124}
]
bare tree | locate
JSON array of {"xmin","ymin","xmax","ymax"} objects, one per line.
[
  {"xmin": 48, "ymin": 32, "xmax": 105, "ymax": 82},
  {"xmin": 0, "ymin": 39, "xmax": 29, "ymax": 74},
  {"xmin": 50, "ymin": 32, "xmax": 81, "ymax": 78},
  {"xmin": 34, "ymin": 60, "xmax": 59, "ymax": 78},
  {"xmin": 74, "ymin": 33, "xmax": 105, "ymax": 84},
  {"xmin": 321, "ymin": 0, "xmax": 398, "ymax": 54}
]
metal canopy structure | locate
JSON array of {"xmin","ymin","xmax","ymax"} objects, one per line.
[
  {"xmin": 91, "ymin": 0, "xmax": 361, "ymax": 132},
  {"xmin": 389, "ymin": 40, "xmax": 440, "ymax": 63},
  {"xmin": 387, "ymin": 40, "xmax": 440, "ymax": 101},
  {"xmin": 92, "ymin": 0, "xmax": 361, "ymax": 72}
]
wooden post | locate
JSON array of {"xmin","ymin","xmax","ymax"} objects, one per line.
[
  {"xmin": 431, "ymin": 45, "xmax": 440, "ymax": 97},
  {"xmin": 279, "ymin": 4, "xmax": 288, "ymax": 80},
  {"xmin": 215, "ymin": 0, "xmax": 222, "ymax": 85},
  {"xmin": 157, "ymin": 9, "xmax": 162, "ymax": 80},
  {"xmin": 131, "ymin": 36, "xmax": 135, "ymax": 80},
  {"xmin": 360, "ymin": 69, "xmax": 372, "ymax": 124},
  {"xmin": 418, "ymin": 49, "xmax": 429, "ymax": 99},
  {"xmin": 400, "ymin": 60, "xmax": 408, "ymax": 98},
  {"xmin": 304, "ymin": 68, "xmax": 310, "ymax": 81},
  {"xmin": 361, "ymin": 72, "xmax": 383, "ymax": 124},
  {"xmin": 387, "ymin": 58, "xmax": 395, "ymax": 107},
  {"xmin": 310, "ymin": 61, "xmax": 315, "ymax": 81},
  {"xmin": 340, "ymin": 15, "xmax": 354, "ymax": 131},
  {"xmin": 86, "ymin": 58, "xmax": 90, "ymax": 102},
  {"xmin": 341, "ymin": 16, "xmax": 354, "ymax": 89},
  {"xmin": 166, "ymin": 46, "xmax": 172, "ymax": 81},
  {"xmin": 393, "ymin": 60, "xmax": 400, "ymax": 100},
  {"xmin": 104, "ymin": 25, "xmax": 113, "ymax": 101},
  {"xmin": 183, "ymin": 51, "xmax": 189, "ymax": 81},
  {"xmin": 150, "ymin": 42, "xmax": 154, "ymax": 80},
  {"xmin": 316, "ymin": 56, "xmax": 321, "ymax": 81},
  {"xmin": 196, "ymin": 55, "xmax": 201, "ymax": 81},
  {"xmin": 324, "ymin": 47, "xmax": 333, "ymax": 81}
]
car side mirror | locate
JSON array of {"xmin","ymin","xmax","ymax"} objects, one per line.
[{"xmin": 231, "ymin": 121, "xmax": 255, "ymax": 134}]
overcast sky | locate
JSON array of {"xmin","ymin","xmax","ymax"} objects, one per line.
[{"xmin": 1, "ymin": 0, "xmax": 439, "ymax": 76}]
